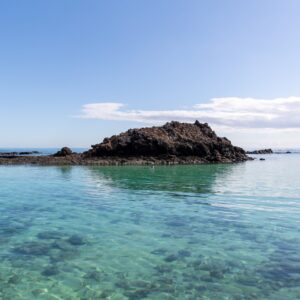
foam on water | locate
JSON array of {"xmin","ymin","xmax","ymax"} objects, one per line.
[{"xmin": 0, "ymin": 154, "xmax": 300, "ymax": 299}]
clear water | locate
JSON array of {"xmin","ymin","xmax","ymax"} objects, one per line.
[{"xmin": 0, "ymin": 155, "xmax": 300, "ymax": 300}]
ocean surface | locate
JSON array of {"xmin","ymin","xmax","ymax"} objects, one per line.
[{"xmin": 0, "ymin": 154, "xmax": 300, "ymax": 299}]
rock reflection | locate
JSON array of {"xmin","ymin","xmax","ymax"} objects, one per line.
[{"xmin": 86, "ymin": 164, "xmax": 237, "ymax": 194}]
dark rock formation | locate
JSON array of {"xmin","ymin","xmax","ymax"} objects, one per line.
[
  {"xmin": 84, "ymin": 121, "xmax": 249, "ymax": 163},
  {"xmin": 53, "ymin": 147, "xmax": 73, "ymax": 157},
  {"xmin": 41, "ymin": 266, "xmax": 60, "ymax": 276},
  {"xmin": 19, "ymin": 151, "xmax": 39, "ymax": 155},
  {"xmin": 13, "ymin": 241, "xmax": 51, "ymax": 256},
  {"xmin": 247, "ymin": 149, "xmax": 273, "ymax": 154},
  {"xmin": 67, "ymin": 234, "xmax": 86, "ymax": 246},
  {"xmin": 0, "ymin": 151, "xmax": 39, "ymax": 158},
  {"xmin": 0, "ymin": 121, "xmax": 251, "ymax": 165}
]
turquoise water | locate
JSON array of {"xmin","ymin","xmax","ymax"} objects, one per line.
[{"xmin": 0, "ymin": 155, "xmax": 300, "ymax": 300}]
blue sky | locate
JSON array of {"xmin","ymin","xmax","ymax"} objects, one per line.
[{"xmin": 1, "ymin": 0, "xmax": 300, "ymax": 148}]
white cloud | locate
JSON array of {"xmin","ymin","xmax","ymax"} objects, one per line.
[{"xmin": 80, "ymin": 97, "xmax": 300, "ymax": 129}]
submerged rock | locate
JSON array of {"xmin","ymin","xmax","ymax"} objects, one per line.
[
  {"xmin": 164, "ymin": 254, "xmax": 178, "ymax": 262},
  {"xmin": 209, "ymin": 269, "xmax": 225, "ymax": 279},
  {"xmin": 68, "ymin": 234, "xmax": 86, "ymax": 246},
  {"xmin": 84, "ymin": 270, "xmax": 103, "ymax": 281},
  {"xmin": 52, "ymin": 239, "xmax": 74, "ymax": 251},
  {"xmin": 13, "ymin": 241, "xmax": 51, "ymax": 256},
  {"xmin": 7, "ymin": 274, "xmax": 20, "ymax": 284},
  {"xmin": 41, "ymin": 265, "xmax": 60, "ymax": 276},
  {"xmin": 177, "ymin": 250, "xmax": 191, "ymax": 258},
  {"xmin": 37, "ymin": 230, "xmax": 65, "ymax": 240},
  {"xmin": 154, "ymin": 264, "xmax": 173, "ymax": 274},
  {"xmin": 123, "ymin": 289, "xmax": 149, "ymax": 299},
  {"xmin": 50, "ymin": 248, "xmax": 78, "ymax": 263},
  {"xmin": 151, "ymin": 248, "xmax": 168, "ymax": 255},
  {"xmin": 1, "ymin": 224, "xmax": 26, "ymax": 236},
  {"xmin": 190, "ymin": 258, "xmax": 230, "ymax": 279},
  {"xmin": 165, "ymin": 217, "xmax": 187, "ymax": 227}
]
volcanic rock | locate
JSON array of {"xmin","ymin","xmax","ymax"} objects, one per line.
[
  {"xmin": 84, "ymin": 121, "xmax": 249, "ymax": 163},
  {"xmin": 0, "ymin": 121, "xmax": 251, "ymax": 165},
  {"xmin": 0, "ymin": 151, "xmax": 39, "ymax": 157},
  {"xmin": 247, "ymin": 149, "xmax": 273, "ymax": 154},
  {"xmin": 54, "ymin": 147, "xmax": 73, "ymax": 157}
]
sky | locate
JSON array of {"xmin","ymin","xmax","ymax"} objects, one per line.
[{"xmin": 1, "ymin": 0, "xmax": 300, "ymax": 149}]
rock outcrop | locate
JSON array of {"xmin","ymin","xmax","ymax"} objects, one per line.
[
  {"xmin": 53, "ymin": 147, "xmax": 73, "ymax": 157},
  {"xmin": 84, "ymin": 121, "xmax": 249, "ymax": 163},
  {"xmin": 0, "ymin": 121, "xmax": 251, "ymax": 165},
  {"xmin": 0, "ymin": 151, "xmax": 39, "ymax": 157},
  {"xmin": 247, "ymin": 149, "xmax": 273, "ymax": 155}
]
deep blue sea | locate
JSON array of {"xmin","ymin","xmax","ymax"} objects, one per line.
[{"xmin": 0, "ymin": 153, "xmax": 300, "ymax": 299}]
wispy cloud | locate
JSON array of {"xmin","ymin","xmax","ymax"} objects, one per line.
[{"xmin": 80, "ymin": 97, "xmax": 300, "ymax": 129}]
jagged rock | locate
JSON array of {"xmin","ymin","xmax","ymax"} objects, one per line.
[
  {"xmin": 84, "ymin": 121, "xmax": 249, "ymax": 163},
  {"xmin": 247, "ymin": 149, "xmax": 273, "ymax": 154},
  {"xmin": 53, "ymin": 147, "xmax": 73, "ymax": 157},
  {"xmin": 0, "ymin": 121, "xmax": 251, "ymax": 165}
]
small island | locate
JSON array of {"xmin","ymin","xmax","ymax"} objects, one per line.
[{"xmin": 0, "ymin": 121, "xmax": 251, "ymax": 166}]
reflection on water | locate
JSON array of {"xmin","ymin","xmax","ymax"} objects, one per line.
[
  {"xmin": 0, "ymin": 155, "xmax": 300, "ymax": 299},
  {"xmin": 87, "ymin": 163, "xmax": 236, "ymax": 194}
]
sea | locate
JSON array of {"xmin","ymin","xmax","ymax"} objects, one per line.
[{"xmin": 0, "ymin": 151, "xmax": 300, "ymax": 299}]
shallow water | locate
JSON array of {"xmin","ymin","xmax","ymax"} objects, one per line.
[{"xmin": 0, "ymin": 154, "xmax": 300, "ymax": 299}]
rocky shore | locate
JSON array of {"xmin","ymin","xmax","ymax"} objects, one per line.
[
  {"xmin": 0, "ymin": 151, "xmax": 40, "ymax": 158},
  {"xmin": 0, "ymin": 121, "xmax": 251, "ymax": 166},
  {"xmin": 246, "ymin": 149, "xmax": 273, "ymax": 155}
]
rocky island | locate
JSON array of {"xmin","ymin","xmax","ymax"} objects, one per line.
[{"xmin": 0, "ymin": 121, "xmax": 251, "ymax": 166}]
